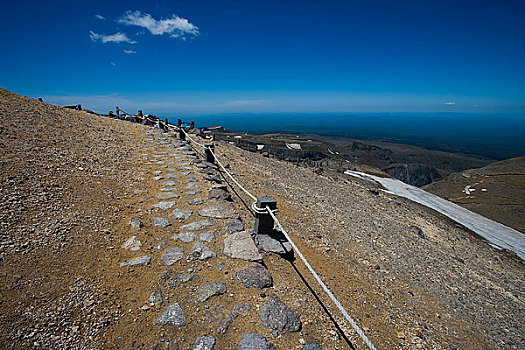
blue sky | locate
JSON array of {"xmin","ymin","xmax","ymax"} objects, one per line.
[{"xmin": 1, "ymin": 0, "xmax": 524, "ymax": 115}]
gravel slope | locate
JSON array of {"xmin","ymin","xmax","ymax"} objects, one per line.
[{"xmin": 1, "ymin": 88, "xmax": 523, "ymax": 349}]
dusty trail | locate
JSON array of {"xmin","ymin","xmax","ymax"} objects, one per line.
[{"xmin": 1, "ymin": 89, "xmax": 523, "ymax": 349}]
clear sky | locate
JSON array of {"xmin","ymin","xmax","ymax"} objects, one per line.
[{"xmin": 1, "ymin": 0, "xmax": 524, "ymax": 115}]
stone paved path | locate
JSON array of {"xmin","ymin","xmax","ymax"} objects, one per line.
[{"xmin": 117, "ymin": 128, "xmax": 323, "ymax": 350}]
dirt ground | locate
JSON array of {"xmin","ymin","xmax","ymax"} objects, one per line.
[{"xmin": 0, "ymin": 88, "xmax": 523, "ymax": 349}]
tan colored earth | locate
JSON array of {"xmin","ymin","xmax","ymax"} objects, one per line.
[{"xmin": 0, "ymin": 89, "xmax": 523, "ymax": 349}]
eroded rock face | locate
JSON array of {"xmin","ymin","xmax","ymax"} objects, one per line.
[
  {"xmin": 259, "ymin": 295, "xmax": 301, "ymax": 333},
  {"xmin": 383, "ymin": 164, "xmax": 442, "ymax": 187},
  {"xmin": 236, "ymin": 264, "xmax": 273, "ymax": 289},
  {"xmin": 237, "ymin": 333, "xmax": 275, "ymax": 350},
  {"xmin": 223, "ymin": 231, "xmax": 262, "ymax": 261}
]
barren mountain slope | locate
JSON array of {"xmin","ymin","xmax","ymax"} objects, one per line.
[
  {"xmin": 218, "ymin": 142, "xmax": 524, "ymax": 349},
  {"xmin": 424, "ymin": 157, "xmax": 525, "ymax": 232},
  {"xmin": 0, "ymin": 88, "xmax": 523, "ymax": 350}
]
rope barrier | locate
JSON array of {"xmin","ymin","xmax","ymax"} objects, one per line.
[
  {"xmin": 267, "ymin": 208, "xmax": 377, "ymax": 350},
  {"xmin": 176, "ymin": 125, "xmax": 377, "ymax": 350}
]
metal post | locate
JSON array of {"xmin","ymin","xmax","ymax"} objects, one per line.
[
  {"xmin": 254, "ymin": 197, "xmax": 277, "ymax": 235},
  {"xmin": 179, "ymin": 128, "xmax": 186, "ymax": 141},
  {"xmin": 205, "ymin": 144, "xmax": 215, "ymax": 164}
]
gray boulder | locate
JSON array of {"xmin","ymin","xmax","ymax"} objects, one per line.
[
  {"xmin": 236, "ymin": 264, "xmax": 273, "ymax": 289},
  {"xmin": 198, "ymin": 201, "xmax": 239, "ymax": 219},
  {"xmin": 187, "ymin": 241, "xmax": 216, "ymax": 261},
  {"xmin": 301, "ymin": 342, "xmax": 322, "ymax": 350},
  {"xmin": 198, "ymin": 281, "xmax": 227, "ymax": 302},
  {"xmin": 238, "ymin": 333, "xmax": 275, "ymax": 350},
  {"xmin": 223, "ymin": 231, "xmax": 262, "ymax": 261},
  {"xmin": 172, "ymin": 208, "xmax": 193, "ymax": 220},
  {"xmin": 259, "ymin": 295, "xmax": 301, "ymax": 333},
  {"xmin": 175, "ymin": 231, "xmax": 197, "ymax": 243},
  {"xmin": 193, "ymin": 336, "xmax": 216, "ymax": 350},
  {"xmin": 156, "ymin": 303, "xmax": 186, "ymax": 326},
  {"xmin": 152, "ymin": 217, "xmax": 172, "ymax": 228},
  {"xmin": 161, "ymin": 247, "xmax": 184, "ymax": 266}
]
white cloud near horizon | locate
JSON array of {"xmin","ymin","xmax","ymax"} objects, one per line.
[
  {"xmin": 124, "ymin": 49, "xmax": 136, "ymax": 54},
  {"xmin": 117, "ymin": 10, "xmax": 199, "ymax": 39},
  {"xmin": 445, "ymin": 101, "xmax": 456, "ymax": 105},
  {"xmin": 90, "ymin": 31, "xmax": 137, "ymax": 44},
  {"xmin": 222, "ymin": 99, "xmax": 269, "ymax": 106},
  {"xmin": 94, "ymin": 14, "xmax": 105, "ymax": 20}
]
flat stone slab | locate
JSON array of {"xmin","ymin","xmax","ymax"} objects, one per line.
[
  {"xmin": 236, "ymin": 264, "xmax": 273, "ymax": 289},
  {"xmin": 204, "ymin": 303, "xmax": 250, "ymax": 334},
  {"xmin": 180, "ymin": 220, "xmax": 214, "ymax": 231},
  {"xmin": 301, "ymin": 342, "xmax": 322, "ymax": 350},
  {"xmin": 153, "ymin": 217, "xmax": 172, "ymax": 228},
  {"xmin": 256, "ymin": 233, "xmax": 292, "ymax": 254},
  {"xmin": 223, "ymin": 231, "xmax": 262, "ymax": 261},
  {"xmin": 259, "ymin": 295, "xmax": 301, "ymax": 333},
  {"xmin": 224, "ymin": 219, "xmax": 244, "ymax": 235},
  {"xmin": 162, "ymin": 247, "xmax": 184, "ymax": 266},
  {"xmin": 193, "ymin": 336, "xmax": 216, "ymax": 350},
  {"xmin": 187, "ymin": 241, "xmax": 216, "ymax": 261},
  {"xmin": 134, "ymin": 189, "xmax": 148, "ymax": 195},
  {"xmin": 120, "ymin": 255, "xmax": 151, "ymax": 267},
  {"xmin": 185, "ymin": 190, "xmax": 202, "ymax": 195},
  {"xmin": 180, "ymin": 171, "xmax": 193, "ymax": 176},
  {"xmin": 166, "ymin": 173, "xmax": 179, "ymax": 179},
  {"xmin": 175, "ymin": 232, "xmax": 197, "ymax": 243},
  {"xmin": 188, "ymin": 198, "xmax": 204, "ymax": 205},
  {"xmin": 157, "ymin": 192, "xmax": 179, "ymax": 200},
  {"xmin": 199, "ymin": 231, "xmax": 215, "ymax": 242},
  {"xmin": 156, "ymin": 303, "xmax": 186, "ymax": 326},
  {"xmin": 198, "ymin": 281, "xmax": 227, "ymax": 302},
  {"xmin": 162, "ymin": 180, "xmax": 179, "ymax": 187},
  {"xmin": 154, "ymin": 176, "xmax": 164, "ymax": 181},
  {"xmin": 204, "ymin": 175, "xmax": 222, "ymax": 183},
  {"xmin": 198, "ymin": 201, "xmax": 239, "ymax": 219},
  {"xmin": 208, "ymin": 188, "xmax": 232, "ymax": 201},
  {"xmin": 186, "ymin": 182, "xmax": 199, "ymax": 190},
  {"xmin": 122, "ymin": 236, "xmax": 142, "ymax": 251},
  {"xmin": 152, "ymin": 201, "xmax": 177, "ymax": 210},
  {"xmin": 238, "ymin": 333, "xmax": 275, "ymax": 350},
  {"xmin": 172, "ymin": 209, "xmax": 193, "ymax": 220}
]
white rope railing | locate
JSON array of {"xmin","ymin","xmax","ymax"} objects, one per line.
[
  {"xmin": 175, "ymin": 126, "xmax": 378, "ymax": 350},
  {"xmin": 267, "ymin": 208, "xmax": 377, "ymax": 350}
]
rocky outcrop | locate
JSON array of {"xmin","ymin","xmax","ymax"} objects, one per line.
[{"xmin": 383, "ymin": 164, "xmax": 442, "ymax": 186}]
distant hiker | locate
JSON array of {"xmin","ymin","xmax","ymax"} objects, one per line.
[{"xmin": 116, "ymin": 106, "xmax": 120, "ymax": 116}]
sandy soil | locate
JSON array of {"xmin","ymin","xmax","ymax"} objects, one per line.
[{"xmin": 1, "ymin": 88, "xmax": 523, "ymax": 349}]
